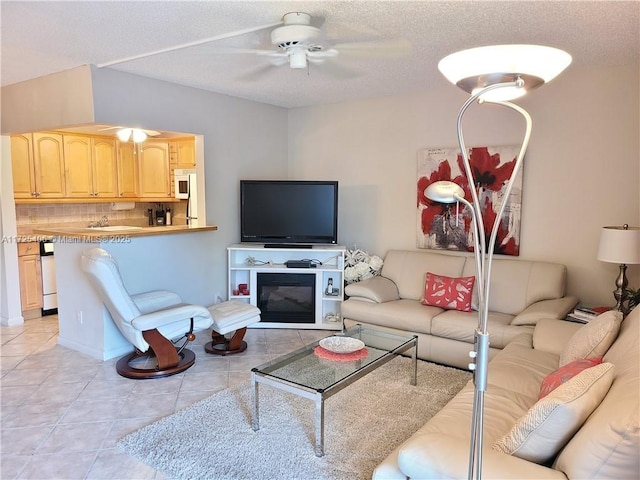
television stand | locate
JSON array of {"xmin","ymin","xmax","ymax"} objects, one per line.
[
  {"xmin": 228, "ymin": 244, "xmax": 345, "ymax": 330},
  {"xmin": 265, "ymin": 243, "xmax": 312, "ymax": 249}
]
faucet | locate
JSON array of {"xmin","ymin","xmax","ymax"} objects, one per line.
[{"xmin": 88, "ymin": 215, "xmax": 109, "ymax": 228}]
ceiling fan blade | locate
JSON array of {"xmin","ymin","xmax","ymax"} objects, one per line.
[
  {"xmin": 313, "ymin": 59, "xmax": 360, "ymax": 79},
  {"xmin": 203, "ymin": 47, "xmax": 278, "ymax": 55},
  {"xmin": 97, "ymin": 20, "xmax": 283, "ymax": 68},
  {"xmin": 237, "ymin": 63, "xmax": 282, "ymax": 82},
  {"xmin": 332, "ymin": 39, "xmax": 412, "ymax": 58}
]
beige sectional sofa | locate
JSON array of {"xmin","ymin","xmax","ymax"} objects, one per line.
[
  {"xmin": 343, "ymin": 249, "xmax": 578, "ymax": 369},
  {"xmin": 372, "ymin": 306, "xmax": 640, "ymax": 479}
]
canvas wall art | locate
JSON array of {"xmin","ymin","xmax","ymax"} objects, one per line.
[{"xmin": 416, "ymin": 146, "xmax": 523, "ymax": 256}]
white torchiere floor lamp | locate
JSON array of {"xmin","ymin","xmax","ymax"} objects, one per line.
[{"xmin": 426, "ymin": 44, "xmax": 572, "ymax": 480}]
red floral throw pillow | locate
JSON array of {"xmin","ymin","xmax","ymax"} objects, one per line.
[
  {"xmin": 538, "ymin": 357, "xmax": 604, "ymax": 400},
  {"xmin": 421, "ymin": 272, "xmax": 475, "ymax": 312}
]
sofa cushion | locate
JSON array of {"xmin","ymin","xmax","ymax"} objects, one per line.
[
  {"xmin": 462, "ymin": 259, "xmax": 568, "ymax": 315},
  {"xmin": 493, "ymin": 362, "xmax": 615, "ymax": 463},
  {"xmin": 342, "ymin": 298, "xmax": 440, "ymax": 335},
  {"xmin": 559, "ymin": 310, "xmax": 622, "ymax": 366},
  {"xmin": 421, "ymin": 273, "xmax": 475, "ymax": 312},
  {"xmin": 538, "ymin": 357, "xmax": 603, "ymax": 399},
  {"xmin": 381, "ymin": 250, "xmax": 467, "ymax": 301},
  {"xmin": 554, "ymin": 307, "xmax": 639, "ymax": 480},
  {"xmin": 432, "ymin": 310, "xmax": 532, "ymax": 349}
]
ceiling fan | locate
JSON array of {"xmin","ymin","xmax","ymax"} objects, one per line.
[
  {"xmin": 98, "ymin": 12, "xmax": 410, "ymax": 79},
  {"xmin": 208, "ymin": 12, "xmax": 411, "ymax": 79},
  {"xmin": 95, "ymin": 125, "xmax": 161, "ymax": 142}
]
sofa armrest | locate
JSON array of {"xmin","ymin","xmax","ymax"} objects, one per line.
[
  {"xmin": 511, "ymin": 296, "xmax": 579, "ymax": 326},
  {"xmin": 533, "ymin": 318, "xmax": 582, "ymax": 355},
  {"xmin": 344, "ymin": 276, "xmax": 400, "ymax": 303},
  {"xmin": 397, "ymin": 434, "xmax": 567, "ymax": 480}
]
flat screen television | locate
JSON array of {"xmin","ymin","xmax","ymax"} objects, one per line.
[{"xmin": 240, "ymin": 180, "xmax": 338, "ymax": 246}]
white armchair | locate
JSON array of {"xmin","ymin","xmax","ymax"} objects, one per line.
[{"xmin": 80, "ymin": 247, "xmax": 213, "ymax": 379}]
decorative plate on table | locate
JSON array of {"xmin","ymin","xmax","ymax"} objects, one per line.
[{"xmin": 319, "ymin": 336, "xmax": 365, "ymax": 354}]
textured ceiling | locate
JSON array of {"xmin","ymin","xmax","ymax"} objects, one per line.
[{"xmin": 2, "ymin": 1, "xmax": 639, "ymax": 109}]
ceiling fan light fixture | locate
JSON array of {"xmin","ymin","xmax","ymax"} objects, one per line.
[
  {"xmin": 116, "ymin": 128, "xmax": 132, "ymax": 142},
  {"xmin": 132, "ymin": 129, "xmax": 147, "ymax": 143},
  {"xmin": 438, "ymin": 44, "xmax": 572, "ymax": 101},
  {"xmin": 117, "ymin": 127, "xmax": 147, "ymax": 143},
  {"xmin": 289, "ymin": 48, "xmax": 308, "ymax": 69}
]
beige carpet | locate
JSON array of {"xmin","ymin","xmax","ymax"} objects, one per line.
[{"xmin": 118, "ymin": 357, "xmax": 471, "ymax": 480}]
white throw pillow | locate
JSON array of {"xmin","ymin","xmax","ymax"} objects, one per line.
[
  {"xmin": 559, "ymin": 310, "xmax": 622, "ymax": 367},
  {"xmin": 492, "ymin": 362, "xmax": 615, "ymax": 463}
]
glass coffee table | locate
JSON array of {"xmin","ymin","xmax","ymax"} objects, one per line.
[{"xmin": 251, "ymin": 324, "xmax": 418, "ymax": 456}]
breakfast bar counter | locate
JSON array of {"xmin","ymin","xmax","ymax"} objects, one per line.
[
  {"xmin": 36, "ymin": 224, "xmax": 219, "ymax": 361},
  {"xmin": 32, "ymin": 224, "xmax": 217, "ymax": 239}
]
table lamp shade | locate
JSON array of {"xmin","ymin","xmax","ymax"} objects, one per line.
[{"xmin": 597, "ymin": 226, "xmax": 640, "ymax": 265}]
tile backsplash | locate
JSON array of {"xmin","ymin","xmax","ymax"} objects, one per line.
[{"xmin": 15, "ymin": 201, "xmax": 187, "ymax": 229}]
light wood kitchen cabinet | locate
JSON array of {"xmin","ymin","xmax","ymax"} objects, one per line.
[
  {"xmin": 139, "ymin": 141, "xmax": 171, "ymax": 198},
  {"xmin": 117, "ymin": 141, "xmax": 139, "ymax": 198},
  {"xmin": 10, "ymin": 134, "xmax": 34, "ymax": 198},
  {"xmin": 32, "ymin": 133, "xmax": 66, "ymax": 198},
  {"xmin": 18, "ymin": 242, "xmax": 43, "ymax": 312},
  {"xmin": 64, "ymin": 135, "xmax": 118, "ymax": 198},
  {"xmin": 12, "ymin": 133, "xmax": 65, "ymax": 198},
  {"xmin": 170, "ymin": 138, "xmax": 196, "ymax": 168}
]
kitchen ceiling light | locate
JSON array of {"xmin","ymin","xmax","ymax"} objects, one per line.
[
  {"xmin": 117, "ymin": 128, "xmax": 147, "ymax": 143},
  {"xmin": 116, "ymin": 128, "xmax": 132, "ymax": 142},
  {"xmin": 132, "ymin": 129, "xmax": 147, "ymax": 143},
  {"xmin": 438, "ymin": 44, "xmax": 572, "ymax": 101}
]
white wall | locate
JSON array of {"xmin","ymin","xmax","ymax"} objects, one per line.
[
  {"xmin": 89, "ymin": 67, "xmax": 289, "ymax": 300},
  {"xmin": 287, "ymin": 64, "xmax": 640, "ymax": 307}
]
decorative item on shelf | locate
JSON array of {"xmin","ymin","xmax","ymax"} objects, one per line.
[
  {"xmin": 238, "ymin": 283, "xmax": 249, "ymax": 295},
  {"xmin": 325, "ymin": 278, "xmax": 340, "ymax": 296},
  {"xmin": 323, "ymin": 312, "xmax": 342, "ymax": 323},
  {"xmin": 344, "ymin": 247, "xmax": 384, "ymax": 284},
  {"xmin": 435, "ymin": 43, "xmax": 572, "ymax": 480},
  {"xmin": 597, "ymin": 224, "xmax": 640, "ymax": 313}
]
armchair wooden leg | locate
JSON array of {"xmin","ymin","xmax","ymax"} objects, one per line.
[
  {"xmin": 227, "ymin": 327, "xmax": 248, "ymax": 351},
  {"xmin": 205, "ymin": 327, "xmax": 248, "ymax": 355},
  {"xmin": 143, "ymin": 329, "xmax": 180, "ymax": 369}
]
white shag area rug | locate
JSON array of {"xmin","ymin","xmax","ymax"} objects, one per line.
[{"xmin": 118, "ymin": 357, "xmax": 471, "ymax": 480}]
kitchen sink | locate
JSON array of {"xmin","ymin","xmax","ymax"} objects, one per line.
[{"xmin": 89, "ymin": 226, "xmax": 144, "ymax": 231}]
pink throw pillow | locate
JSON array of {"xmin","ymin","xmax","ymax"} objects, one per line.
[
  {"xmin": 421, "ymin": 272, "xmax": 475, "ymax": 312},
  {"xmin": 538, "ymin": 357, "xmax": 604, "ymax": 399}
]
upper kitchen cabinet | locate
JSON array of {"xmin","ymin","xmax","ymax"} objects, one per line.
[
  {"xmin": 117, "ymin": 141, "xmax": 139, "ymax": 198},
  {"xmin": 170, "ymin": 139, "xmax": 196, "ymax": 169},
  {"xmin": 139, "ymin": 141, "xmax": 171, "ymax": 198},
  {"xmin": 10, "ymin": 134, "xmax": 34, "ymax": 198},
  {"xmin": 11, "ymin": 133, "xmax": 66, "ymax": 199},
  {"xmin": 64, "ymin": 135, "xmax": 118, "ymax": 198}
]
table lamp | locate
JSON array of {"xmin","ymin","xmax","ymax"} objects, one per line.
[
  {"xmin": 436, "ymin": 44, "xmax": 571, "ymax": 480},
  {"xmin": 597, "ymin": 224, "xmax": 640, "ymax": 312}
]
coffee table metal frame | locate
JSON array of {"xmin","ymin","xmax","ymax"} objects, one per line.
[{"xmin": 250, "ymin": 324, "xmax": 418, "ymax": 457}]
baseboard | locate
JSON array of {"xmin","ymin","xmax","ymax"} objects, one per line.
[{"xmin": 57, "ymin": 336, "xmax": 133, "ymax": 361}]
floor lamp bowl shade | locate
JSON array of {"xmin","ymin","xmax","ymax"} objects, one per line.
[
  {"xmin": 438, "ymin": 44, "xmax": 572, "ymax": 101},
  {"xmin": 597, "ymin": 226, "xmax": 640, "ymax": 265}
]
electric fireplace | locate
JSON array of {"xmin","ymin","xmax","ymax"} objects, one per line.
[{"xmin": 256, "ymin": 273, "xmax": 315, "ymax": 324}]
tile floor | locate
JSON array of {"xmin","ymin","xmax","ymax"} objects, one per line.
[{"xmin": 0, "ymin": 315, "xmax": 332, "ymax": 479}]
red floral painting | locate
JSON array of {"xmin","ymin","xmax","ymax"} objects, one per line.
[{"xmin": 416, "ymin": 146, "xmax": 522, "ymax": 256}]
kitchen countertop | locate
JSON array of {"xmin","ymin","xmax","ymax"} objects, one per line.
[{"xmin": 31, "ymin": 224, "xmax": 217, "ymax": 239}]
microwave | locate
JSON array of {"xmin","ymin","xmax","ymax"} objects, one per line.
[{"xmin": 174, "ymin": 169, "xmax": 196, "ymax": 199}]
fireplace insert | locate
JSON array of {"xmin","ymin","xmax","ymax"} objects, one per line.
[{"xmin": 257, "ymin": 273, "xmax": 315, "ymax": 323}]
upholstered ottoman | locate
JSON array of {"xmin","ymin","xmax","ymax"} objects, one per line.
[{"xmin": 204, "ymin": 300, "xmax": 261, "ymax": 355}]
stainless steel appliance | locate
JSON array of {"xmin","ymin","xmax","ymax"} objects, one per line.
[{"xmin": 39, "ymin": 240, "xmax": 58, "ymax": 315}]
